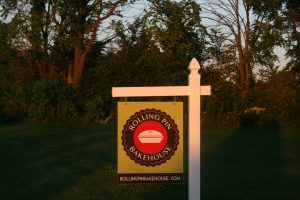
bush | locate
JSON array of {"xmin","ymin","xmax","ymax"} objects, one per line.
[
  {"xmin": 240, "ymin": 112, "xmax": 260, "ymax": 128},
  {"xmin": 240, "ymin": 107, "xmax": 280, "ymax": 129},
  {"xmin": 2, "ymin": 99, "xmax": 27, "ymax": 122},
  {"xmin": 28, "ymin": 79, "xmax": 78, "ymax": 121},
  {"xmin": 84, "ymin": 96, "xmax": 113, "ymax": 124},
  {"xmin": 0, "ymin": 94, "xmax": 27, "ymax": 124},
  {"xmin": 240, "ymin": 107, "xmax": 265, "ymax": 128}
]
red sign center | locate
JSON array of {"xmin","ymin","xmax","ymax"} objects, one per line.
[{"xmin": 133, "ymin": 120, "xmax": 168, "ymax": 154}]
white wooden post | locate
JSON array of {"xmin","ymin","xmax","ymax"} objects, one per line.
[
  {"xmin": 188, "ymin": 58, "xmax": 201, "ymax": 200},
  {"xmin": 112, "ymin": 58, "xmax": 210, "ymax": 200}
]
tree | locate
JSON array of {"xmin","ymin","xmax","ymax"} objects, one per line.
[
  {"xmin": 249, "ymin": 0, "xmax": 300, "ymax": 82},
  {"xmin": 203, "ymin": 0, "xmax": 252, "ymax": 97},
  {"xmin": 1, "ymin": 0, "xmax": 127, "ymax": 89},
  {"xmin": 106, "ymin": 17, "xmax": 182, "ymax": 86},
  {"xmin": 144, "ymin": 0, "xmax": 207, "ymax": 61},
  {"xmin": 205, "ymin": 28, "xmax": 238, "ymax": 85},
  {"xmin": 203, "ymin": 0, "xmax": 281, "ymax": 97},
  {"xmin": 0, "ymin": 21, "xmax": 28, "ymax": 121},
  {"xmin": 255, "ymin": 66, "xmax": 300, "ymax": 125},
  {"xmin": 1, "ymin": 0, "xmax": 52, "ymax": 79},
  {"xmin": 51, "ymin": 0, "xmax": 126, "ymax": 89},
  {"xmin": 283, "ymin": 0, "xmax": 300, "ymax": 82}
]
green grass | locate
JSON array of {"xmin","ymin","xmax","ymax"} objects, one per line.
[
  {"xmin": 201, "ymin": 126, "xmax": 300, "ymax": 200},
  {"xmin": 0, "ymin": 123, "xmax": 187, "ymax": 200},
  {"xmin": 0, "ymin": 123, "xmax": 299, "ymax": 200}
]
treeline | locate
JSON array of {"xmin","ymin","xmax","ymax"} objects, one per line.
[{"xmin": 0, "ymin": 0, "xmax": 299, "ymax": 126}]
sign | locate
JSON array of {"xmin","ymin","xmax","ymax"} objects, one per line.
[
  {"xmin": 112, "ymin": 58, "xmax": 211, "ymax": 199},
  {"xmin": 118, "ymin": 102, "xmax": 183, "ymax": 184}
]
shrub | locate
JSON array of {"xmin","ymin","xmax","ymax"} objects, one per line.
[
  {"xmin": 28, "ymin": 79, "xmax": 78, "ymax": 121},
  {"xmin": 240, "ymin": 112, "xmax": 260, "ymax": 128},
  {"xmin": 240, "ymin": 107, "xmax": 266, "ymax": 128},
  {"xmin": 240, "ymin": 107, "xmax": 280, "ymax": 129},
  {"xmin": 84, "ymin": 96, "xmax": 113, "ymax": 124}
]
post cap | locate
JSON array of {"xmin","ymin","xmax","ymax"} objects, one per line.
[{"xmin": 188, "ymin": 57, "xmax": 200, "ymax": 71}]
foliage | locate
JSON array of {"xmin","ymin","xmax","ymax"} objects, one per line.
[
  {"xmin": 144, "ymin": 0, "xmax": 207, "ymax": 61},
  {"xmin": 249, "ymin": 0, "xmax": 300, "ymax": 81},
  {"xmin": 203, "ymin": 0, "xmax": 289, "ymax": 98},
  {"xmin": 28, "ymin": 79, "xmax": 78, "ymax": 121},
  {"xmin": 239, "ymin": 107, "xmax": 279, "ymax": 128},
  {"xmin": 240, "ymin": 112, "xmax": 261, "ymax": 127},
  {"xmin": 85, "ymin": 95, "xmax": 113, "ymax": 123},
  {"xmin": 254, "ymin": 68, "xmax": 300, "ymax": 126},
  {"xmin": 202, "ymin": 69, "xmax": 241, "ymax": 123},
  {"xmin": 0, "ymin": 0, "xmax": 299, "ymax": 127},
  {"xmin": 0, "ymin": 21, "xmax": 29, "ymax": 123},
  {"xmin": 105, "ymin": 17, "xmax": 191, "ymax": 86},
  {"xmin": 0, "ymin": 0, "xmax": 129, "ymax": 88}
]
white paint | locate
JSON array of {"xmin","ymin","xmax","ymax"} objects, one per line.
[
  {"xmin": 188, "ymin": 58, "xmax": 201, "ymax": 200},
  {"xmin": 112, "ymin": 58, "xmax": 211, "ymax": 200},
  {"xmin": 112, "ymin": 86, "xmax": 210, "ymax": 97}
]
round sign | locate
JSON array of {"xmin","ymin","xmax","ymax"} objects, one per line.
[{"xmin": 122, "ymin": 109, "xmax": 179, "ymax": 166}]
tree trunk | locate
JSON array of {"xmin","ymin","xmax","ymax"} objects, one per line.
[
  {"xmin": 235, "ymin": 0, "xmax": 247, "ymax": 97},
  {"xmin": 243, "ymin": 3, "xmax": 251, "ymax": 98},
  {"xmin": 67, "ymin": 60, "xmax": 73, "ymax": 86},
  {"xmin": 68, "ymin": 1, "xmax": 87, "ymax": 89},
  {"xmin": 73, "ymin": 47, "xmax": 85, "ymax": 89},
  {"xmin": 64, "ymin": 0, "xmax": 124, "ymax": 89}
]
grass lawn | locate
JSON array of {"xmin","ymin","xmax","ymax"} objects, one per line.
[
  {"xmin": 201, "ymin": 126, "xmax": 300, "ymax": 200},
  {"xmin": 0, "ymin": 123, "xmax": 299, "ymax": 200}
]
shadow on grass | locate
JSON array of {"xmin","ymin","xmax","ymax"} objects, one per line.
[
  {"xmin": 0, "ymin": 123, "xmax": 188, "ymax": 200},
  {"xmin": 0, "ymin": 123, "xmax": 117, "ymax": 200},
  {"xmin": 202, "ymin": 123, "xmax": 288, "ymax": 200}
]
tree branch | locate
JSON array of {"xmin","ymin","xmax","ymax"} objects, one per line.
[{"xmin": 82, "ymin": 0, "xmax": 125, "ymax": 62}]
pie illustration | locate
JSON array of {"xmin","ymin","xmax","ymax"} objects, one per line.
[{"xmin": 138, "ymin": 130, "xmax": 164, "ymax": 143}]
